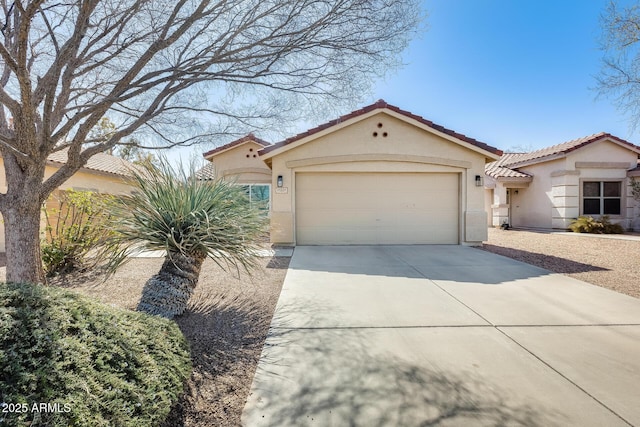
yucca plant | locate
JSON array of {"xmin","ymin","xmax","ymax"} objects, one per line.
[{"xmin": 110, "ymin": 160, "xmax": 268, "ymax": 319}]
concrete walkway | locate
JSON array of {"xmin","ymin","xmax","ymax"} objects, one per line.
[{"xmin": 242, "ymin": 246, "xmax": 640, "ymax": 426}]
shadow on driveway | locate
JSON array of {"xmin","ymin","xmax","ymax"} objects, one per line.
[
  {"xmin": 245, "ymin": 313, "xmax": 560, "ymax": 426},
  {"xmin": 287, "ymin": 245, "xmax": 561, "ymax": 284},
  {"xmin": 478, "ymin": 244, "xmax": 609, "ymax": 274},
  {"xmin": 243, "ymin": 246, "xmax": 638, "ymax": 426}
]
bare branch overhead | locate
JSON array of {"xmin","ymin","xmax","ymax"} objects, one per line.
[
  {"xmin": 598, "ymin": 1, "xmax": 640, "ymax": 130},
  {"xmin": 0, "ymin": 0, "xmax": 423, "ymax": 199}
]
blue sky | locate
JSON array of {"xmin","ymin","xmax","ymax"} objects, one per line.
[
  {"xmin": 177, "ymin": 0, "xmax": 636, "ymax": 161},
  {"xmin": 371, "ymin": 0, "xmax": 635, "ymax": 152}
]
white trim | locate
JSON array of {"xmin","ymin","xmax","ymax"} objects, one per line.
[
  {"xmin": 285, "ymin": 154, "xmax": 472, "ymax": 169},
  {"xmin": 237, "ymin": 183, "xmax": 271, "ymax": 210},
  {"xmin": 575, "ymin": 161, "xmax": 631, "ymax": 169},
  {"xmin": 580, "ymin": 179, "xmax": 624, "ymax": 217}
]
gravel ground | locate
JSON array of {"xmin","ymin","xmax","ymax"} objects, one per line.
[
  {"xmin": 480, "ymin": 228, "xmax": 640, "ymax": 299},
  {"xmin": 0, "ymin": 254, "xmax": 290, "ymax": 427}
]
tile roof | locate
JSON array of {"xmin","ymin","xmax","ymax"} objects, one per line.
[
  {"xmin": 499, "ymin": 132, "xmax": 640, "ymax": 168},
  {"xmin": 628, "ymin": 163, "xmax": 640, "ymax": 176},
  {"xmin": 485, "ymin": 132, "xmax": 640, "ymax": 179},
  {"xmin": 194, "ymin": 162, "xmax": 216, "ymax": 180},
  {"xmin": 47, "ymin": 148, "xmax": 139, "ymax": 177},
  {"xmin": 259, "ymin": 100, "xmax": 502, "ymax": 157},
  {"xmin": 202, "ymin": 133, "xmax": 271, "ymax": 159},
  {"xmin": 485, "ymin": 153, "xmax": 533, "ymax": 179}
]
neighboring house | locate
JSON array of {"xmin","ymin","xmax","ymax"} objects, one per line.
[
  {"xmin": 199, "ymin": 100, "xmax": 502, "ymax": 245},
  {"xmin": 485, "ymin": 132, "xmax": 640, "ymax": 231},
  {"xmin": 197, "ymin": 133, "xmax": 272, "ymax": 208},
  {"xmin": 0, "ymin": 149, "xmax": 138, "ymax": 251}
]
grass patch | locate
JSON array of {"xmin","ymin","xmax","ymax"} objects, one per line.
[{"xmin": 0, "ymin": 282, "xmax": 191, "ymax": 426}]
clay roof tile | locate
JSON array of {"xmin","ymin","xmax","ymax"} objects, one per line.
[
  {"xmin": 259, "ymin": 100, "xmax": 502, "ymax": 156},
  {"xmin": 202, "ymin": 133, "xmax": 271, "ymax": 158}
]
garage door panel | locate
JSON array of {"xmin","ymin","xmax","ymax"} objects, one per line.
[
  {"xmin": 296, "ymin": 226, "xmax": 378, "ymax": 245},
  {"xmin": 297, "ymin": 209, "xmax": 380, "ymax": 227},
  {"xmin": 296, "ymin": 191, "xmax": 380, "ymax": 210},
  {"xmin": 295, "ymin": 172, "xmax": 459, "ymax": 245}
]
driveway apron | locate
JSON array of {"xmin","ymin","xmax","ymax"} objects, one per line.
[{"xmin": 242, "ymin": 245, "xmax": 640, "ymax": 426}]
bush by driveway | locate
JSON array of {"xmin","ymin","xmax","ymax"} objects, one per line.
[{"xmin": 0, "ymin": 254, "xmax": 290, "ymax": 427}]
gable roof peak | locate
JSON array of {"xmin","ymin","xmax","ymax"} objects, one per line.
[
  {"xmin": 202, "ymin": 133, "xmax": 271, "ymax": 159},
  {"xmin": 260, "ymin": 101, "xmax": 502, "ymax": 157},
  {"xmin": 374, "ymin": 99, "xmax": 388, "ymax": 108},
  {"xmin": 500, "ymin": 132, "xmax": 640, "ymax": 168}
]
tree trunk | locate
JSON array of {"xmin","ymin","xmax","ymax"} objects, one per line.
[
  {"xmin": 4, "ymin": 202, "xmax": 46, "ymax": 284},
  {"xmin": 137, "ymin": 251, "xmax": 206, "ymax": 319}
]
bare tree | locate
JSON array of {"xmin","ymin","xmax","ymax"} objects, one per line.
[
  {"xmin": 597, "ymin": 1, "xmax": 640, "ymax": 128},
  {"xmin": 504, "ymin": 143, "xmax": 535, "ymax": 154},
  {"xmin": 0, "ymin": 0, "xmax": 423, "ymax": 283}
]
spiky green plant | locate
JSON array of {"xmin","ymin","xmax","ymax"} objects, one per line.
[
  {"xmin": 569, "ymin": 216, "xmax": 602, "ymax": 233},
  {"xmin": 569, "ymin": 215, "xmax": 624, "ymax": 234},
  {"xmin": 111, "ymin": 160, "xmax": 268, "ymax": 319}
]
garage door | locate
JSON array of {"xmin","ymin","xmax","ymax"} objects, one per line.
[{"xmin": 295, "ymin": 172, "xmax": 459, "ymax": 244}]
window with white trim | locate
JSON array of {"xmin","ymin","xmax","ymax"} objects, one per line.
[
  {"xmin": 240, "ymin": 184, "xmax": 270, "ymax": 210},
  {"xmin": 582, "ymin": 181, "xmax": 621, "ymax": 215}
]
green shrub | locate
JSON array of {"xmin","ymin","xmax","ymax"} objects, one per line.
[
  {"xmin": 0, "ymin": 282, "xmax": 192, "ymax": 427},
  {"xmin": 41, "ymin": 190, "xmax": 121, "ymax": 277},
  {"xmin": 569, "ymin": 216, "xmax": 600, "ymax": 233},
  {"xmin": 569, "ymin": 215, "xmax": 624, "ymax": 234}
]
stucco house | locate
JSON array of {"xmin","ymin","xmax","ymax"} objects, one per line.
[
  {"xmin": 0, "ymin": 149, "xmax": 138, "ymax": 251},
  {"xmin": 484, "ymin": 132, "xmax": 640, "ymax": 231},
  {"xmin": 197, "ymin": 134, "xmax": 272, "ymax": 208},
  {"xmin": 198, "ymin": 100, "xmax": 502, "ymax": 245}
]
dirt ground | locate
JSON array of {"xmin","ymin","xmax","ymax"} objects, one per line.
[
  {"xmin": 0, "ymin": 255, "xmax": 289, "ymax": 427},
  {"xmin": 480, "ymin": 228, "xmax": 640, "ymax": 299}
]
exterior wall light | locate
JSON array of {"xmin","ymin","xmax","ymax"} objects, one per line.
[
  {"xmin": 277, "ymin": 175, "xmax": 283, "ymax": 188},
  {"xmin": 475, "ymin": 175, "xmax": 483, "ymax": 187}
]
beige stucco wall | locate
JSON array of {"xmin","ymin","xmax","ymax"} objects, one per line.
[
  {"xmin": 265, "ymin": 111, "xmax": 492, "ymax": 245},
  {"xmin": 0, "ymin": 159, "xmax": 136, "ymax": 252},
  {"xmin": 44, "ymin": 167, "xmax": 135, "ymax": 194},
  {"xmin": 510, "ymin": 159, "xmax": 562, "ymax": 229},
  {"xmin": 484, "ymin": 187, "xmax": 494, "ymax": 226},
  {"xmin": 486, "ymin": 139, "xmax": 639, "ymax": 230},
  {"xmin": 206, "ymin": 141, "xmax": 272, "ymax": 184}
]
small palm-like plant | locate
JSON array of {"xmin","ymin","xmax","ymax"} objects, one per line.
[
  {"xmin": 569, "ymin": 215, "xmax": 624, "ymax": 234},
  {"xmin": 112, "ymin": 160, "xmax": 268, "ymax": 319},
  {"xmin": 569, "ymin": 216, "xmax": 602, "ymax": 233}
]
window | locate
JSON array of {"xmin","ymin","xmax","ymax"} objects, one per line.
[
  {"xmin": 240, "ymin": 184, "xmax": 270, "ymax": 210},
  {"xmin": 583, "ymin": 181, "xmax": 621, "ymax": 215}
]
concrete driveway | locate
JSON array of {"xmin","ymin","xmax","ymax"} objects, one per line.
[{"xmin": 242, "ymin": 246, "xmax": 640, "ymax": 426}]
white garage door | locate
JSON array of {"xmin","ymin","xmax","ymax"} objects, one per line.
[{"xmin": 295, "ymin": 172, "xmax": 459, "ymax": 245}]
